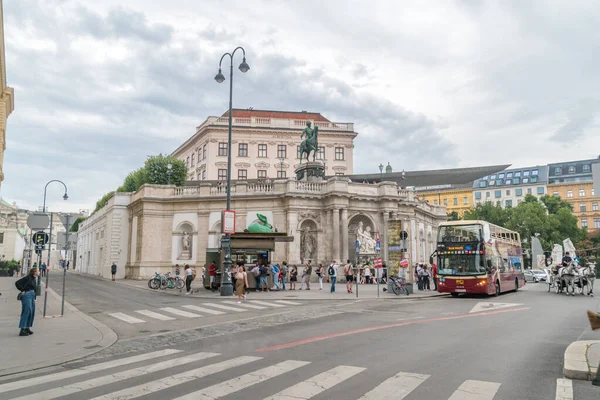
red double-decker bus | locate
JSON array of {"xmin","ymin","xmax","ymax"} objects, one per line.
[{"xmin": 434, "ymin": 220, "xmax": 525, "ymax": 296}]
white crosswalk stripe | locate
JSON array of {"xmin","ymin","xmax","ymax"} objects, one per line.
[
  {"xmin": 11, "ymin": 352, "xmax": 219, "ymax": 400},
  {"xmin": 108, "ymin": 312, "xmax": 145, "ymax": 324},
  {"xmin": 201, "ymin": 302, "xmax": 246, "ymax": 312},
  {"xmin": 182, "ymin": 304, "xmax": 226, "ymax": 315},
  {"xmin": 358, "ymin": 371, "xmax": 430, "ymax": 399},
  {"xmin": 172, "ymin": 360, "xmax": 311, "ymax": 400},
  {"xmin": 274, "ymin": 300, "xmax": 303, "ymax": 305},
  {"xmin": 159, "ymin": 307, "xmax": 202, "ymax": 318},
  {"xmin": 223, "ymin": 300, "xmax": 267, "ymax": 309},
  {"xmin": 0, "ymin": 349, "xmax": 181, "ymax": 394},
  {"xmin": 447, "ymin": 380, "xmax": 501, "ymax": 400},
  {"xmin": 264, "ymin": 365, "xmax": 364, "ymax": 400},
  {"xmin": 555, "ymin": 378, "xmax": 573, "ymax": 400},
  {"xmin": 250, "ymin": 300, "xmax": 286, "ymax": 308},
  {"xmin": 134, "ymin": 310, "xmax": 176, "ymax": 321}
]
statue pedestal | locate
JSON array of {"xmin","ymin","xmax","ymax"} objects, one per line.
[
  {"xmin": 295, "ymin": 162, "xmax": 325, "ymax": 182},
  {"xmin": 180, "ymin": 250, "xmax": 191, "ymax": 260}
]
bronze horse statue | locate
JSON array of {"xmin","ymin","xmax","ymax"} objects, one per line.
[{"xmin": 299, "ymin": 121, "xmax": 319, "ymax": 163}]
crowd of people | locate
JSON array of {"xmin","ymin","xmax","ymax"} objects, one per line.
[{"xmin": 414, "ymin": 263, "xmax": 438, "ymax": 291}]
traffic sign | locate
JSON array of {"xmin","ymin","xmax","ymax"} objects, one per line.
[
  {"xmin": 32, "ymin": 231, "xmax": 49, "ymax": 245},
  {"xmin": 400, "ymin": 230, "xmax": 408, "ymax": 240},
  {"xmin": 27, "ymin": 213, "xmax": 49, "ymax": 230},
  {"xmin": 374, "ymin": 257, "xmax": 382, "ymax": 268},
  {"xmin": 58, "ymin": 213, "xmax": 82, "ymax": 232},
  {"xmin": 375, "ymin": 232, "xmax": 380, "ymax": 241},
  {"xmin": 376, "ymin": 241, "xmax": 380, "ymax": 251},
  {"xmin": 399, "ymin": 258, "xmax": 409, "ymax": 268},
  {"xmin": 355, "ymin": 240, "xmax": 360, "ymax": 254}
]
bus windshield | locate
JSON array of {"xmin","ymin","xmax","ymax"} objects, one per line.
[
  {"xmin": 438, "ymin": 224, "xmax": 482, "ymax": 243},
  {"xmin": 438, "ymin": 254, "xmax": 487, "ymax": 276}
]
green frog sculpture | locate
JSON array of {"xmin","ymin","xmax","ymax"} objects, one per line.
[{"xmin": 246, "ymin": 213, "xmax": 278, "ymax": 233}]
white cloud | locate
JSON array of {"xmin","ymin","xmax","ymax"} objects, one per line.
[{"xmin": 2, "ymin": 0, "xmax": 600, "ymax": 211}]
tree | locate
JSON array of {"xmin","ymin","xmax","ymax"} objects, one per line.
[
  {"xmin": 144, "ymin": 154, "xmax": 186, "ymax": 186},
  {"xmin": 70, "ymin": 216, "xmax": 87, "ymax": 232},
  {"xmin": 463, "ymin": 201, "xmax": 512, "ymax": 227},
  {"xmin": 94, "ymin": 191, "xmax": 115, "ymax": 213},
  {"xmin": 118, "ymin": 168, "xmax": 148, "ymax": 192},
  {"xmin": 447, "ymin": 211, "xmax": 461, "ymax": 221},
  {"xmin": 539, "ymin": 194, "xmax": 573, "ymax": 214}
]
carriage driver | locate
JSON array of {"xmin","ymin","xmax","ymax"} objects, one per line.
[{"xmin": 562, "ymin": 252, "xmax": 573, "ymax": 267}]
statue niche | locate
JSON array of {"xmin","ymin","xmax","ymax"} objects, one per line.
[{"xmin": 177, "ymin": 223, "xmax": 193, "ymax": 260}]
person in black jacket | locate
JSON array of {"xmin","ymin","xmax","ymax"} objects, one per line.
[{"xmin": 15, "ymin": 267, "xmax": 39, "ymax": 337}]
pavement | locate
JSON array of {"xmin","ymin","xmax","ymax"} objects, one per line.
[
  {"xmin": 0, "ymin": 276, "xmax": 117, "ymax": 378},
  {"xmin": 564, "ymin": 339, "xmax": 600, "ymax": 381}
]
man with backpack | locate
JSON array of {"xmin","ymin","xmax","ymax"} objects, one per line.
[
  {"xmin": 251, "ymin": 265, "xmax": 261, "ymax": 291},
  {"xmin": 259, "ymin": 263, "xmax": 269, "ymax": 292},
  {"xmin": 328, "ymin": 260, "xmax": 339, "ymax": 293}
]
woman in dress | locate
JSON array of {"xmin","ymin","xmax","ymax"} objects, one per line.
[
  {"xmin": 290, "ymin": 265, "xmax": 298, "ymax": 290},
  {"xmin": 235, "ymin": 263, "xmax": 249, "ymax": 303}
]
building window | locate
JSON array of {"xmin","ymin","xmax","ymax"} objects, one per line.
[
  {"xmin": 198, "ymin": 148, "xmax": 201, "ymax": 162},
  {"xmin": 486, "ymin": 192, "xmax": 490, "ymax": 198},
  {"xmin": 258, "ymin": 170, "xmax": 267, "ymax": 179},
  {"xmin": 258, "ymin": 144, "xmax": 268, "ymax": 158},
  {"xmin": 434, "ymin": 200, "xmax": 438, "ymax": 205},
  {"xmin": 0, "ymin": 232, "xmax": 3, "ymax": 244},
  {"xmin": 277, "ymin": 145, "xmax": 287, "ymax": 159},
  {"xmin": 522, "ymin": 178, "xmax": 529, "ymax": 184},
  {"xmin": 583, "ymin": 164, "xmax": 591, "ymax": 172},
  {"xmin": 527, "ymin": 188, "xmax": 532, "ymax": 194},
  {"xmin": 532, "ymin": 169, "xmax": 539, "ymax": 176},
  {"xmin": 515, "ymin": 171, "xmax": 521, "ymax": 177},
  {"xmin": 505, "ymin": 200, "xmax": 513, "ymax": 207},
  {"xmin": 443, "ymin": 199, "xmax": 448, "ymax": 206},
  {"xmin": 567, "ymin": 190, "xmax": 573, "ymax": 198},
  {"xmin": 239, "ymin": 143, "xmax": 248, "ymax": 157},
  {"xmin": 582, "ymin": 219, "xmax": 588, "ymax": 228},
  {"xmin": 595, "ymin": 218, "xmax": 600, "ymax": 229},
  {"xmin": 530, "ymin": 176, "xmax": 538, "ymax": 183},
  {"xmin": 592, "ymin": 189, "xmax": 595, "ymax": 196},
  {"xmin": 453, "ymin": 198, "xmax": 458, "ymax": 206},
  {"xmin": 506, "ymin": 172, "xmax": 513, "ymax": 178},
  {"xmin": 516, "ymin": 188, "xmax": 523, "ymax": 196},
  {"xmin": 218, "ymin": 142, "xmax": 227, "ymax": 156},
  {"xmin": 496, "ymin": 179, "xmax": 503, "ymax": 186},
  {"xmin": 317, "ymin": 146, "xmax": 325, "ymax": 160},
  {"xmin": 506, "ymin": 190, "xmax": 511, "ymax": 196},
  {"xmin": 277, "ymin": 170, "xmax": 287, "ymax": 178},
  {"xmin": 505, "ymin": 179, "xmax": 512, "ymax": 185},
  {"xmin": 202, "ymin": 170, "xmax": 206, "ymax": 180},
  {"xmin": 218, "ymin": 169, "xmax": 227, "ymax": 180},
  {"xmin": 555, "ymin": 167, "xmax": 562, "ymax": 175},
  {"xmin": 568, "ymin": 166, "xmax": 576, "ymax": 173},
  {"xmin": 523, "ymin": 170, "xmax": 530, "ymax": 176},
  {"xmin": 580, "ymin": 204, "xmax": 587, "ymax": 212},
  {"xmin": 593, "ymin": 202, "xmax": 598, "ymax": 211},
  {"xmin": 238, "ymin": 169, "xmax": 247, "ymax": 180},
  {"xmin": 186, "ymin": 157, "xmax": 189, "ymax": 167},
  {"xmin": 463, "ymin": 197, "xmax": 468, "ymax": 205},
  {"xmin": 513, "ymin": 177, "xmax": 520, "ymax": 184},
  {"xmin": 479, "ymin": 181, "xmax": 486, "ymax": 188},
  {"xmin": 490, "ymin": 174, "xmax": 496, "ymax": 179},
  {"xmin": 475, "ymin": 192, "xmax": 482, "ymax": 199},
  {"xmin": 489, "ymin": 180, "xmax": 495, "ymax": 186},
  {"xmin": 498, "ymin": 173, "xmax": 505, "ymax": 179},
  {"xmin": 191, "ymin": 153, "xmax": 194, "ymax": 167},
  {"xmin": 197, "ymin": 173, "xmax": 201, "ymax": 180},
  {"xmin": 335, "ymin": 147, "xmax": 344, "ymax": 160},
  {"xmin": 203, "ymin": 144, "xmax": 207, "ymax": 160},
  {"xmin": 494, "ymin": 190, "xmax": 501, "ymax": 198},
  {"xmin": 579, "ymin": 189, "xmax": 585, "ymax": 197},
  {"xmin": 537, "ymin": 187, "xmax": 544, "ymax": 195}
]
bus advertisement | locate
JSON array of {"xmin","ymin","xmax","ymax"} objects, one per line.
[{"xmin": 433, "ymin": 220, "xmax": 526, "ymax": 297}]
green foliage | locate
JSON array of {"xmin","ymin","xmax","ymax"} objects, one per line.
[
  {"xmin": 94, "ymin": 191, "xmax": 115, "ymax": 213},
  {"xmin": 539, "ymin": 194, "xmax": 573, "ymax": 214},
  {"xmin": 118, "ymin": 168, "xmax": 148, "ymax": 192},
  {"xmin": 144, "ymin": 154, "xmax": 187, "ymax": 186},
  {"xmin": 447, "ymin": 211, "xmax": 461, "ymax": 221},
  {"xmin": 70, "ymin": 216, "xmax": 87, "ymax": 232},
  {"xmin": 463, "ymin": 201, "xmax": 511, "ymax": 227}
]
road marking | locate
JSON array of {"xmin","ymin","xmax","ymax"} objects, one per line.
[
  {"xmin": 469, "ymin": 302, "xmax": 523, "ymax": 314},
  {"xmin": 358, "ymin": 371, "xmax": 430, "ymax": 400},
  {"xmin": 264, "ymin": 365, "xmax": 364, "ymax": 399},
  {"xmin": 160, "ymin": 307, "xmax": 202, "ymax": 318},
  {"xmin": 447, "ymin": 380, "xmax": 501, "ymax": 400},
  {"xmin": 135, "ymin": 310, "xmax": 175, "ymax": 321},
  {"xmin": 108, "ymin": 312, "xmax": 146, "ymax": 324},
  {"xmin": 274, "ymin": 300, "xmax": 303, "ymax": 306},
  {"xmin": 397, "ymin": 316, "xmax": 425, "ymax": 321},
  {"xmin": 250, "ymin": 300, "xmax": 286, "ymax": 308},
  {"xmin": 89, "ymin": 356, "xmax": 261, "ymax": 400},
  {"xmin": 182, "ymin": 304, "xmax": 225, "ymax": 315},
  {"xmin": 12, "ymin": 352, "xmax": 219, "ymax": 400},
  {"xmin": 201, "ymin": 302, "xmax": 246, "ymax": 312},
  {"xmin": 256, "ymin": 307, "xmax": 529, "ymax": 352},
  {"xmin": 172, "ymin": 360, "xmax": 311, "ymax": 399},
  {"xmin": 555, "ymin": 378, "xmax": 573, "ymax": 400},
  {"xmin": 223, "ymin": 300, "xmax": 267, "ymax": 310},
  {"xmin": 0, "ymin": 349, "xmax": 181, "ymax": 394}
]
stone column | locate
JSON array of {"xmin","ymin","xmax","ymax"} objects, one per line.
[
  {"xmin": 326, "ymin": 209, "xmax": 333, "ymax": 261},
  {"xmin": 332, "ymin": 208, "xmax": 340, "ymax": 262},
  {"xmin": 341, "ymin": 208, "xmax": 349, "ymax": 262},
  {"xmin": 287, "ymin": 211, "xmax": 299, "ymax": 264},
  {"xmin": 197, "ymin": 211, "xmax": 210, "ymax": 266},
  {"xmin": 382, "ymin": 211, "xmax": 389, "ymax": 262}
]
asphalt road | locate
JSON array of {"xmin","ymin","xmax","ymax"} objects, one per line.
[{"xmin": 4, "ymin": 275, "xmax": 599, "ymax": 399}]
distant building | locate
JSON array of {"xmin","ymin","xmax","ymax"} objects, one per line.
[
  {"xmin": 472, "ymin": 165, "xmax": 549, "ymax": 208},
  {"xmin": 171, "ymin": 109, "xmax": 357, "ymax": 181},
  {"xmin": 0, "ymin": 2, "xmax": 15, "ymax": 191}
]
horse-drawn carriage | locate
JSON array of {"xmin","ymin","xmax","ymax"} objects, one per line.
[{"xmin": 545, "ymin": 262, "xmax": 596, "ymax": 296}]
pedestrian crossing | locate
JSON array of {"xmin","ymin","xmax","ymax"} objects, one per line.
[
  {"xmin": 0, "ymin": 348, "xmax": 553, "ymax": 400},
  {"xmin": 107, "ymin": 300, "xmax": 303, "ymax": 324}
]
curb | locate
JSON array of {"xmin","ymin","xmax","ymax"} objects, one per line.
[
  {"xmin": 563, "ymin": 340, "xmax": 598, "ymax": 380},
  {"xmin": 0, "ymin": 287, "xmax": 118, "ymax": 378}
]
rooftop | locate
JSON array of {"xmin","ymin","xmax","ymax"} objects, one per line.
[{"xmin": 222, "ymin": 109, "xmax": 331, "ymax": 122}]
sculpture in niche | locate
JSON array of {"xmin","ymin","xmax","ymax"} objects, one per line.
[
  {"xmin": 180, "ymin": 231, "xmax": 192, "ymax": 259},
  {"xmin": 300, "ymin": 226, "xmax": 317, "ymax": 262},
  {"xmin": 356, "ymin": 221, "xmax": 377, "ymax": 254}
]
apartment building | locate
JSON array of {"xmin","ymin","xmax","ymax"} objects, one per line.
[{"xmin": 472, "ymin": 166, "xmax": 549, "ymax": 207}]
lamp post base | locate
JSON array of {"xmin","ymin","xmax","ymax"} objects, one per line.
[{"xmin": 220, "ymin": 282, "xmax": 234, "ymax": 296}]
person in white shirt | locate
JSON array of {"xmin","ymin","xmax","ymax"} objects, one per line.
[
  {"xmin": 364, "ymin": 265, "xmax": 372, "ymax": 284},
  {"xmin": 328, "ymin": 260, "xmax": 339, "ymax": 293}
]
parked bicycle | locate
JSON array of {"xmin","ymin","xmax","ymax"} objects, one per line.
[
  {"xmin": 147, "ymin": 272, "xmax": 185, "ymax": 290},
  {"xmin": 389, "ymin": 276, "xmax": 410, "ymax": 296}
]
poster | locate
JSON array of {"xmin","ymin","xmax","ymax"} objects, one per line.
[{"xmin": 387, "ymin": 220, "xmax": 403, "ymax": 275}]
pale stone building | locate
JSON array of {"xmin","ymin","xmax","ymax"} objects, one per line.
[
  {"xmin": 76, "ymin": 179, "xmax": 446, "ymax": 279},
  {"xmin": 0, "ymin": 1, "xmax": 14, "ymax": 190},
  {"xmin": 0, "ymin": 198, "xmax": 28, "ymax": 262},
  {"xmin": 171, "ymin": 109, "xmax": 356, "ymax": 181}
]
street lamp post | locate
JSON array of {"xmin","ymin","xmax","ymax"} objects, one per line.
[
  {"xmin": 167, "ymin": 163, "xmax": 173, "ymax": 185},
  {"xmin": 39, "ymin": 180, "xmax": 68, "ymax": 298},
  {"xmin": 214, "ymin": 47, "xmax": 250, "ymax": 296},
  {"xmin": 379, "ymin": 163, "xmax": 384, "ymax": 182}
]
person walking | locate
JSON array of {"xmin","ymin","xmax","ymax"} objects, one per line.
[
  {"xmin": 271, "ymin": 263, "xmax": 281, "ymax": 291},
  {"xmin": 316, "ymin": 263, "xmax": 324, "ymax": 290},
  {"xmin": 299, "ymin": 266, "xmax": 307, "ymax": 290},
  {"xmin": 110, "ymin": 262, "xmax": 117, "ymax": 281},
  {"xmin": 289, "ymin": 265, "xmax": 298, "ymax": 290},
  {"xmin": 305, "ymin": 261, "xmax": 312, "ymax": 290},
  {"xmin": 259, "ymin": 263, "xmax": 269, "ymax": 292},
  {"xmin": 184, "ymin": 264, "xmax": 193, "ymax": 294},
  {"xmin": 432, "ymin": 262, "xmax": 438, "ymax": 291},
  {"xmin": 344, "ymin": 260, "xmax": 354, "ymax": 293},
  {"xmin": 279, "ymin": 262, "xmax": 287, "ymax": 290},
  {"xmin": 15, "ymin": 267, "xmax": 39, "ymax": 337},
  {"xmin": 328, "ymin": 260, "xmax": 338, "ymax": 293},
  {"xmin": 40, "ymin": 263, "xmax": 47, "ymax": 278},
  {"xmin": 208, "ymin": 262, "xmax": 217, "ymax": 292},
  {"xmin": 235, "ymin": 263, "xmax": 249, "ymax": 303},
  {"xmin": 422, "ymin": 265, "xmax": 431, "ymax": 290},
  {"xmin": 364, "ymin": 265, "xmax": 372, "ymax": 284}
]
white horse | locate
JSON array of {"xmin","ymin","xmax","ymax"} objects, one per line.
[
  {"xmin": 580, "ymin": 262, "xmax": 596, "ymax": 297},
  {"xmin": 559, "ymin": 263, "xmax": 577, "ymax": 296}
]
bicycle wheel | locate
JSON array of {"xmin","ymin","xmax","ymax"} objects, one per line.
[
  {"xmin": 160, "ymin": 278, "xmax": 167, "ymax": 290},
  {"xmin": 403, "ymin": 286, "xmax": 410, "ymax": 296},
  {"xmin": 176, "ymin": 278, "xmax": 185, "ymax": 289},
  {"xmin": 149, "ymin": 279, "xmax": 160, "ymax": 290},
  {"xmin": 392, "ymin": 283, "xmax": 401, "ymax": 295}
]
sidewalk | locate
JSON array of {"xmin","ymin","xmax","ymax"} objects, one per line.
[
  {"xmin": 0, "ymin": 277, "xmax": 117, "ymax": 377},
  {"xmin": 564, "ymin": 339, "xmax": 600, "ymax": 381},
  {"xmin": 76, "ymin": 272, "xmax": 446, "ymax": 301}
]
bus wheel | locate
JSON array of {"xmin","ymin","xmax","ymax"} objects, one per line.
[
  {"xmin": 494, "ymin": 281, "xmax": 501, "ymax": 296},
  {"xmin": 515, "ymin": 278, "xmax": 519, "ymax": 292},
  {"xmin": 451, "ymin": 293, "xmax": 459, "ymax": 297}
]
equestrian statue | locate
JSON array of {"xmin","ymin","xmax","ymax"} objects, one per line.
[{"xmin": 299, "ymin": 121, "xmax": 319, "ymax": 164}]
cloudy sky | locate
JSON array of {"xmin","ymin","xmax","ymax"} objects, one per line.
[{"xmin": 2, "ymin": 0, "xmax": 599, "ymax": 212}]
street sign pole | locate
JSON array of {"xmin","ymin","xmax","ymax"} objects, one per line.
[
  {"xmin": 42, "ymin": 212, "xmax": 53, "ymax": 317},
  {"xmin": 355, "ymin": 240, "xmax": 360, "ymax": 298},
  {"xmin": 61, "ymin": 214, "xmax": 71, "ymax": 316}
]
